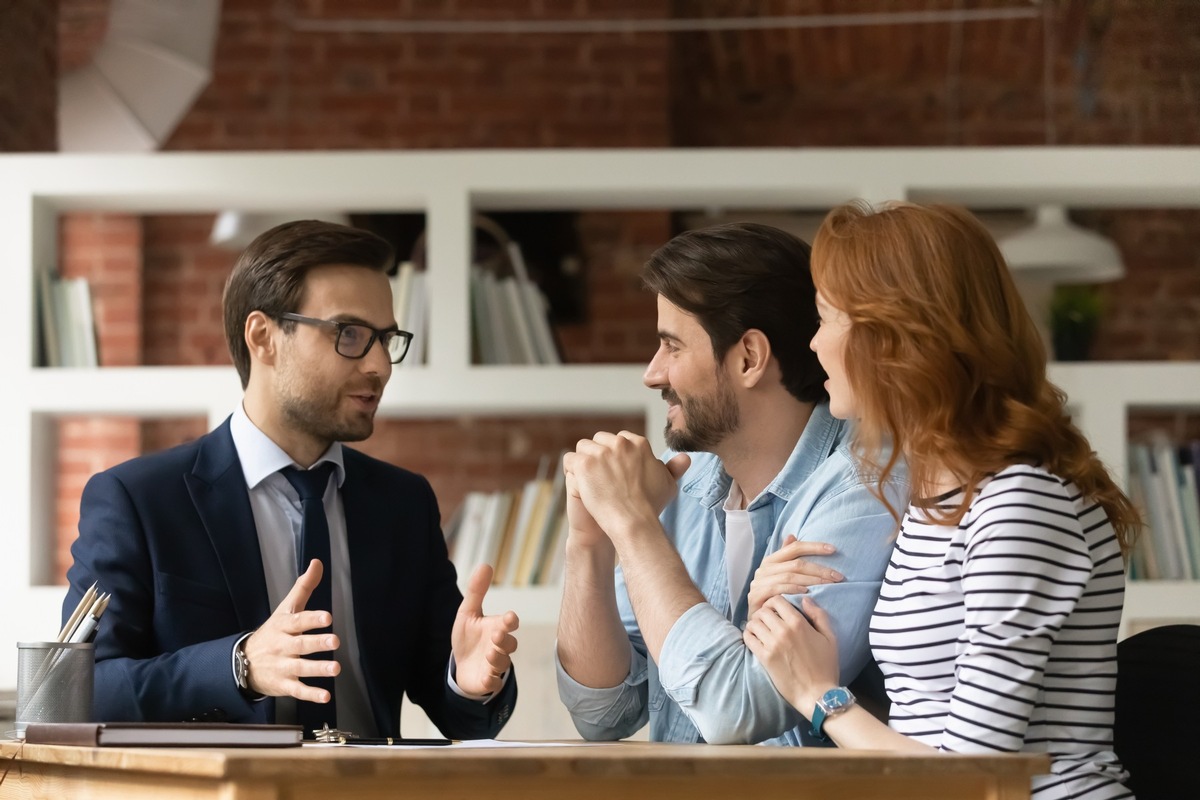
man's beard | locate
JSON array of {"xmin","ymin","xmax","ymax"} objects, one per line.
[
  {"xmin": 278, "ymin": 377, "xmax": 381, "ymax": 444},
  {"xmin": 662, "ymin": 373, "xmax": 739, "ymax": 452}
]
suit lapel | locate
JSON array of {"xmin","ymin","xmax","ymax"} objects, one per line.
[{"xmin": 185, "ymin": 419, "xmax": 271, "ymax": 632}]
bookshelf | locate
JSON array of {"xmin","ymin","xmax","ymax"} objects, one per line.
[{"xmin": 2, "ymin": 148, "xmax": 1198, "ymax": 738}]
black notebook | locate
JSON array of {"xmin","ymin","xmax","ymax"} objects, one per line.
[{"xmin": 24, "ymin": 722, "xmax": 303, "ymax": 748}]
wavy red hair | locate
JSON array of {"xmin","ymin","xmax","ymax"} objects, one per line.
[{"xmin": 812, "ymin": 200, "xmax": 1139, "ymax": 554}]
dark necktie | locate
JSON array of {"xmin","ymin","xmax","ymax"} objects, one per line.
[{"xmin": 281, "ymin": 462, "xmax": 337, "ymax": 737}]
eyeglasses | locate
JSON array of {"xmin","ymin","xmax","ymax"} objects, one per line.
[{"xmin": 275, "ymin": 312, "xmax": 413, "ymax": 364}]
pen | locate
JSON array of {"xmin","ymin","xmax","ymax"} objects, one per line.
[
  {"xmin": 68, "ymin": 594, "xmax": 111, "ymax": 644},
  {"xmin": 349, "ymin": 737, "xmax": 454, "ymax": 746},
  {"xmin": 313, "ymin": 725, "xmax": 454, "ymax": 746}
]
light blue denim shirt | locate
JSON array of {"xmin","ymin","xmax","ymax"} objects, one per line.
[{"xmin": 557, "ymin": 403, "xmax": 907, "ymax": 745}]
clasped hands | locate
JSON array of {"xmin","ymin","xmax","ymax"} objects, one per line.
[
  {"xmin": 561, "ymin": 431, "xmax": 691, "ymax": 549},
  {"xmin": 242, "ymin": 559, "xmax": 519, "ymax": 701}
]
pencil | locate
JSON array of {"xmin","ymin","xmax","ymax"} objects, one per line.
[{"xmin": 58, "ymin": 582, "xmax": 98, "ymax": 643}]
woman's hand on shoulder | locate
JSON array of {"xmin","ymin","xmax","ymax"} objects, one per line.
[{"xmin": 747, "ymin": 535, "xmax": 843, "ymax": 616}]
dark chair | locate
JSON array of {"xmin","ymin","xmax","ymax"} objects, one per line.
[{"xmin": 1113, "ymin": 623, "xmax": 1200, "ymax": 799}]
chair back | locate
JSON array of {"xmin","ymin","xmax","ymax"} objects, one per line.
[{"xmin": 1114, "ymin": 623, "xmax": 1200, "ymax": 799}]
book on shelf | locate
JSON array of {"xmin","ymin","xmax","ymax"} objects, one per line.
[
  {"xmin": 38, "ymin": 271, "xmax": 99, "ymax": 368},
  {"xmin": 470, "ymin": 269, "xmax": 498, "ymax": 365},
  {"xmin": 446, "ymin": 452, "xmax": 569, "ymax": 588},
  {"xmin": 1125, "ymin": 454, "xmax": 1159, "ymax": 582},
  {"xmin": 468, "ymin": 240, "xmax": 561, "ymax": 366},
  {"xmin": 1128, "ymin": 435, "xmax": 1200, "ymax": 580},
  {"xmin": 391, "ymin": 261, "xmax": 415, "ymax": 329},
  {"xmin": 72, "ymin": 277, "xmax": 99, "ymax": 367},
  {"xmin": 528, "ymin": 450, "xmax": 569, "ymax": 586},
  {"xmin": 23, "ymin": 722, "xmax": 303, "ymax": 748},
  {"xmin": 448, "ymin": 491, "xmax": 490, "ymax": 581},
  {"xmin": 403, "ymin": 270, "xmax": 428, "ymax": 367},
  {"xmin": 499, "ymin": 276, "xmax": 539, "ymax": 364},
  {"xmin": 37, "ymin": 268, "xmax": 61, "ymax": 367},
  {"xmin": 511, "ymin": 477, "xmax": 556, "ymax": 586},
  {"xmin": 507, "ymin": 241, "xmax": 561, "ymax": 366},
  {"xmin": 389, "ymin": 261, "xmax": 427, "ymax": 367},
  {"xmin": 1149, "ymin": 432, "xmax": 1192, "ymax": 579},
  {"xmin": 475, "ymin": 491, "xmax": 515, "ymax": 582},
  {"xmin": 1176, "ymin": 444, "xmax": 1200, "ymax": 577},
  {"xmin": 489, "ymin": 493, "xmax": 524, "ymax": 586},
  {"xmin": 496, "ymin": 468, "xmax": 549, "ymax": 585}
]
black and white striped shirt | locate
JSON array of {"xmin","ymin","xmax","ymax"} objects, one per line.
[{"xmin": 871, "ymin": 465, "xmax": 1133, "ymax": 799}]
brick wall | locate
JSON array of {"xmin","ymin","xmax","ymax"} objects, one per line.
[
  {"xmin": 0, "ymin": 0, "xmax": 56, "ymax": 151},
  {"xmin": 142, "ymin": 215, "xmax": 237, "ymax": 367},
  {"xmin": 48, "ymin": 0, "xmax": 1200, "ymax": 581},
  {"xmin": 555, "ymin": 211, "xmax": 667, "ymax": 364},
  {"xmin": 54, "ymin": 214, "xmax": 143, "ymax": 579},
  {"xmin": 169, "ymin": 0, "xmax": 672, "ymax": 150},
  {"xmin": 670, "ymin": 0, "xmax": 1200, "ymax": 147},
  {"xmin": 58, "ymin": 0, "xmax": 108, "ymax": 73},
  {"xmin": 1087, "ymin": 209, "xmax": 1200, "ymax": 361}
]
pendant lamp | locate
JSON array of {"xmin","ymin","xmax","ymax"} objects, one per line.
[
  {"xmin": 998, "ymin": 205, "xmax": 1125, "ymax": 283},
  {"xmin": 209, "ymin": 211, "xmax": 352, "ymax": 250}
]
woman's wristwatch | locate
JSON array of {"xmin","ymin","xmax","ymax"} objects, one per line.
[{"xmin": 810, "ymin": 686, "xmax": 856, "ymax": 741}]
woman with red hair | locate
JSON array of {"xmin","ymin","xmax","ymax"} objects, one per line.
[{"xmin": 744, "ymin": 201, "xmax": 1138, "ymax": 799}]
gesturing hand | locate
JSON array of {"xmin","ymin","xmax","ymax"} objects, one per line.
[
  {"xmin": 451, "ymin": 564, "xmax": 520, "ymax": 697},
  {"xmin": 243, "ymin": 559, "xmax": 341, "ymax": 702},
  {"xmin": 743, "ymin": 595, "xmax": 841, "ymax": 715},
  {"xmin": 747, "ymin": 535, "xmax": 843, "ymax": 616}
]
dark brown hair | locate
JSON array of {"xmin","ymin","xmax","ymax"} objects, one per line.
[
  {"xmin": 642, "ymin": 222, "xmax": 828, "ymax": 404},
  {"xmin": 812, "ymin": 200, "xmax": 1139, "ymax": 553},
  {"xmin": 222, "ymin": 219, "xmax": 394, "ymax": 388}
]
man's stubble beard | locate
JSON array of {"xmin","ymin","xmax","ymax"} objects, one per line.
[
  {"xmin": 277, "ymin": 365, "xmax": 379, "ymax": 445},
  {"xmin": 662, "ymin": 372, "xmax": 740, "ymax": 453}
]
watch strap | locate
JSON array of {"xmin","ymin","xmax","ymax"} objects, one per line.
[
  {"xmin": 233, "ymin": 633, "xmax": 265, "ymax": 700},
  {"xmin": 809, "ymin": 686, "xmax": 856, "ymax": 741}
]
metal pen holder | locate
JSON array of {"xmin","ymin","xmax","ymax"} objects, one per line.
[{"xmin": 14, "ymin": 641, "xmax": 94, "ymax": 738}]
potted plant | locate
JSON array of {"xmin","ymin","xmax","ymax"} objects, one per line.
[{"xmin": 1050, "ymin": 285, "xmax": 1105, "ymax": 361}]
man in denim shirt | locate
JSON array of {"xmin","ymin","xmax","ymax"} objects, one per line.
[{"xmin": 556, "ymin": 222, "xmax": 906, "ymax": 745}]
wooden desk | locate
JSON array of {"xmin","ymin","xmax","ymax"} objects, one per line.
[{"xmin": 1, "ymin": 740, "xmax": 1048, "ymax": 800}]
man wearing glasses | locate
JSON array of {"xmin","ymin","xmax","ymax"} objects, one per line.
[{"xmin": 63, "ymin": 220, "xmax": 519, "ymax": 740}]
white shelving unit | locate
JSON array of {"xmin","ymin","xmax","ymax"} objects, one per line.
[{"xmin": 2, "ymin": 149, "xmax": 1198, "ymax": 738}]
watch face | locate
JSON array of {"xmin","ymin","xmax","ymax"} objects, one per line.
[{"xmin": 820, "ymin": 687, "xmax": 854, "ymax": 712}]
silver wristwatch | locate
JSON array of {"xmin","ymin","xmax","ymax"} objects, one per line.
[{"xmin": 233, "ymin": 638, "xmax": 252, "ymax": 691}]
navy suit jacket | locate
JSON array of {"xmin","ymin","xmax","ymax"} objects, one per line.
[{"xmin": 63, "ymin": 418, "xmax": 516, "ymax": 738}]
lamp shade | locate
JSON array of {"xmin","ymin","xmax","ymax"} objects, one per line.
[
  {"xmin": 210, "ymin": 211, "xmax": 352, "ymax": 250},
  {"xmin": 998, "ymin": 205, "xmax": 1125, "ymax": 283}
]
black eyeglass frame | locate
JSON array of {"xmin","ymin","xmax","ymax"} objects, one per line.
[{"xmin": 275, "ymin": 312, "xmax": 413, "ymax": 364}]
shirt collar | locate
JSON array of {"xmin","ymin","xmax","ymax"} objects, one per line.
[{"xmin": 230, "ymin": 403, "xmax": 346, "ymax": 490}]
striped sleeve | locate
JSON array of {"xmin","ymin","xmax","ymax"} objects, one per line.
[{"xmin": 940, "ymin": 470, "xmax": 1091, "ymax": 754}]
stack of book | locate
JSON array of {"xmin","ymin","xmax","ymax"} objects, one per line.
[
  {"xmin": 445, "ymin": 452, "xmax": 569, "ymax": 588},
  {"xmin": 38, "ymin": 269, "xmax": 99, "ymax": 367},
  {"xmin": 470, "ymin": 242, "xmax": 561, "ymax": 365},
  {"xmin": 1128, "ymin": 433, "xmax": 1200, "ymax": 580},
  {"xmin": 389, "ymin": 261, "xmax": 427, "ymax": 367}
]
